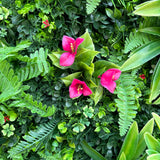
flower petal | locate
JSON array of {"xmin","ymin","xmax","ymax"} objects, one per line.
[
  {"xmin": 62, "ymin": 36, "xmax": 75, "ymax": 53},
  {"xmin": 100, "ymin": 78, "xmax": 116, "ymax": 93},
  {"xmin": 69, "ymin": 79, "xmax": 83, "ymax": 98},
  {"xmin": 60, "ymin": 52, "xmax": 75, "ymax": 66},
  {"xmin": 75, "ymin": 38, "xmax": 84, "ymax": 54},
  {"xmin": 82, "ymin": 82, "xmax": 92, "ymax": 96}
]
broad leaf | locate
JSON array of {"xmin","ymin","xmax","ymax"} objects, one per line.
[
  {"xmin": 71, "ymin": 48, "xmax": 99, "ymax": 70},
  {"xmin": 48, "ymin": 51, "xmax": 68, "ymax": 69},
  {"xmin": 93, "ymin": 60, "xmax": 120, "ymax": 77},
  {"xmin": 119, "ymin": 152, "xmax": 126, "ymax": 160},
  {"xmin": 144, "ymin": 133, "xmax": 160, "ymax": 152},
  {"xmin": 79, "ymin": 30, "xmax": 95, "ymax": 50},
  {"xmin": 81, "ymin": 140, "xmax": 106, "ymax": 160},
  {"xmin": 61, "ymin": 72, "xmax": 82, "ymax": 86},
  {"xmin": 149, "ymin": 58, "xmax": 160, "ymax": 102},
  {"xmin": 139, "ymin": 27, "xmax": 160, "ymax": 36},
  {"xmin": 121, "ymin": 40, "xmax": 160, "ymax": 71},
  {"xmin": 134, "ymin": 118, "xmax": 154, "ymax": 159},
  {"xmin": 118, "ymin": 121, "xmax": 139, "ymax": 160},
  {"xmin": 134, "ymin": 0, "xmax": 160, "ymax": 16},
  {"xmin": 146, "ymin": 149, "xmax": 160, "ymax": 156},
  {"xmin": 147, "ymin": 154, "xmax": 160, "ymax": 160},
  {"xmin": 152, "ymin": 112, "xmax": 160, "ymax": 130}
]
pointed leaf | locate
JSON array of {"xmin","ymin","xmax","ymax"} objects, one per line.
[
  {"xmin": 133, "ymin": 0, "xmax": 160, "ymax": 16},
  {"xmin": 61, "ymin": 72, "xmax": 82, "ymax": 86},
  {"xmin": 149, "ymin": 58, "xmax": 160, "ymax": 102},
  {"xmin": 152, "ymin": 112, "xmax": 160, "ymax": 130},
  {"xmin": 0, "ymin": 112, "xmax": 4, "ymax": 125},
  {"xmin": 146, "ymin": 149, "xmax": 159, "ymax": 156},
  {"xmin": 119, "ymin": 152, "xmax": 126, "ymax": 160},
  {"xmin": 121, "ymin": 40, "xmax": 160, "ymax": 71},
  {"xmin": 118, "ymin": 121, "xmax": 139, "ymax": 160},
  {"xmin": 144, "ymin": 133, "xmax": 160, "ymax": 152},
  {"xmin": 81, "ymin": 140, "xmax": 106, "ymax": 160},
  {"xmin": 79, "ymin": 30, "xmax": 95, "ymax": 50},
  {"xmin": 147, "ymin": 154, "xmax": 160, "ymax": 160},
  {"xmin": 134, "ymin": 118, "xmax": 154, "ymax": 159},
  {"xmin": 93, "ymin": 60, "xmax": 120, "ymax": 77},
  {"xmin": 139, "ymin": 27, "xmax": 160, "ymax": 36}
]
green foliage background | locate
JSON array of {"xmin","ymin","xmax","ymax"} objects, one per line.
[{"xmin": 0, "ymin": 0, "xmax": 160, "ymax": 160}]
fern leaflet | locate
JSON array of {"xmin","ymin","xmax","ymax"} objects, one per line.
[
  {"xmin": 9, "ymin": 92, "xmax": 56, "ymax": 117},
  {"xmin": 8, "ymin": 119, "xmax": 58, "ymax": 158},
  {"xmin": 0, "ymin": 61, "xmax": 21, "ymax": 102},
  {"xmin": 86, "ymin": 0, "xmax": 101, "ymax": 14},
  {"xmin": 124, "ymin": 31, "xmax": 151, "ymax": 53},
  {"xmin": 115, "ymin": 74, "xmax": 140, "ymax": 136}
]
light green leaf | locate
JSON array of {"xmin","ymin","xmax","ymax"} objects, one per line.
[
  {"xmin": 61, "ymin": 72, "xmax": 82, "ymax": 86},
  {"xmin": 9, "ymin": 111, "xmax": 17, "ymax": 122},
  {"xmin": 146, "ymin": 149, "xmax": 159, "ymax": 155},
  {"xmin": 90, "ymin": 85, "xmax": 103, "ymax": 105},
  {"xmin": 153, "ymin": 97, "xmax": 160, "ymax": 104},
  {"xmin": 79, "ymin": 30, "xmax": 95, "ymax": 50},
  {"xmin": 144, "ymin": 133, "xmax": 160, "ymax": 152},
  {"xmin": 119, "ymin": 152, "xmax": 126, "ymax": 160},
  {"xmin": 0, "ymin": 112, "xmax": 4, "ymax": 125},
  {"xmin": 152, "ymin": 112, "xmax": 160, "ymax": 130},
  {"xmin": 48, "ymin": 51, "xmax": 68, "ymax": 69},
  {"xmin": 71, "ymin": 48, "xmax": 99, "ymax": 70},
  {"xmin": 93, "ymin": 60, "xmax": 120, "ymax": 77},
  {"xmin": 149, "ymin": 58, "xmax": 160, "ymax": 102},
  {"xmin": 133, "ymin": 0, "xmax": 160, "ymax": 16},
  {"xmin": 139, "ymin": 27, "xmax": 160, "ymax": 36},
  {"xmin": 147, "ymin": 154, "xmax": 160, "ymax": 160},
  {"xmin": 134, "ymin": 118, "xmax": 154, "ymax": 159},
  {"xmin": 121, "ymin": 40, "xmax": 160, "ymax": 71},
  {"xmin": 78, "ymin": 62, "xmax": 94, "ymax": 81},
  {"xmin": 118, "ymin": 121, "xmax": 139, "ymax": 160},
  {"xmin": 81, "ymin": 140, "xmax": 106, "ymax": 160}
]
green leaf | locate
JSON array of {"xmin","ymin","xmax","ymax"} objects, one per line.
[
  {"xmin": 153, "ymin": 97, "xmax": 160, "ymax": 104},
  {"xmin": 90, "ymin": 85, "xmax": 103, "ymax": 105},
  {"xmin": 144, "ymin": 133, "xmax": 160, "ymax": 152},
  {"xmin": 79, "ymin": 30, "xmax": 95, "ymax": 50},
  {"xmin": 0, "ymin": 112, "xmax": 4, "ymax": 125},
  {"xmin": 121, "ymin": 40, "xmax": 160, "ymax": 71},
  {"xmin": 93, "ymin": 60, "xmax": 120, "ymax": 77},
  {"xmin": 8, "ymin": 111, "xmax": 17, "ymax": 122},
  {"xmin": 48, "ymin": 51, "xmax": 68, "ymax": 69},
  {"xmin": 71, "ymin": 48, "xmax": 99, "ymax": 70},
  {"xmin": 81, "ymin": 140, "xmax": 106, "ymax": 160},
  {"xmin": 118, "ymin": 121, "xmax": 139, "ymax": 160},
  {"xmin": 152, "ymin": 112, "xmax": 160, "ymax": 130},
  {"xmin": 78, "ymin": 62, "xmax": 94, "ymax": 81},
  {"xmin": 134, "ymin": 118, "xmax": 154, "ymax": 159},
  {"xmin": 147, "ymin": 154, "xmax": 160, "ymax": 160},
  {"xmin": 133, "ymin": 0, "xmax": 160, "ymax": 16},
  {"xmin": 146, "ymin": 149, "xmax": 159, "ymax": 155},
  {"xmin": 61, "ymin": 72, "xmax": 81, "ymax": 86},
  {"xmin": 139, "ymin": 27, "xmax": 160, "ymax": 36},
  {"xmin": 149, "ymin": 58, "xmax": 160, "ymax": 102},
  {"xmin": 119, "ymin": 152, "xmax": 126, "ymax": 160}
]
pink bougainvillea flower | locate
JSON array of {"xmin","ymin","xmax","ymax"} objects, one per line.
[
  {"xmin": 60, "ymin": 36, "xmax": 84, "ymax": 66},
  {"xmin": 43, "ymin": 20, "xmax": 50, "ymax": 28},
  {"xmin": 98, "ymin": 68, "xmax": 121, "ymax": 93},
  {"xmin": 139, "ymin": 74, "xmax": 145, "ymax": 80},
  {"xmin": 69, "ymin": 79, "xmax": 92, "ymax": 98}
]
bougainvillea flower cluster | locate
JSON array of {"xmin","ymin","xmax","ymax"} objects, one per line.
[
  {"xmin": 98, "ymin": 68, "xmax": 121, "ymax": 93},
  {"xmin": 43, "ymin": 20, "xmax": 50, "ymax": 28},
  {"xmin": 69, "ymin": 79, "xmax": 92, "ymax": 98},
  {"xmin": 60, "ymin": 36, "xmax": 84, "ymax": 66}
]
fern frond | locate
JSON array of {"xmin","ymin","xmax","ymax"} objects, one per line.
[
  {"xmin": 8, "ymin": 119, "xmax": 58, "ymax": 158},
  {"xmin": 115, "ymin": 74, "xmax": 140, "ymax": 136},
  {"xmin": 38, "ymin": 151, "xmax": 62, "ymax": 160},
  {"xmin": 0, "ymin": 61, "xmax": 21, "ymax": 102},
  {"xmin": 17, "ymin": 63, "xmax": 41, "ymax": 82},
  {"xmin": 124, "ymin": 31, "xmax": 151, "ymax": 53},
  {"xmin": 9, "ymin": 92, "xmax": 56, "ymax": 117},
  {"xmin": 86, "ymin": 0, "xmax": 101, "ymax": 14},
  {"xmin": 0, "ymin": 40, "xmax": 31, "ymax": 62},
  {"xmin": 16, "ymin": 48, "xmax": 49, "ymax": 81},
  {"xmin": 30, "ymin": 48, "xmax": 49, "ymax": 75}
]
